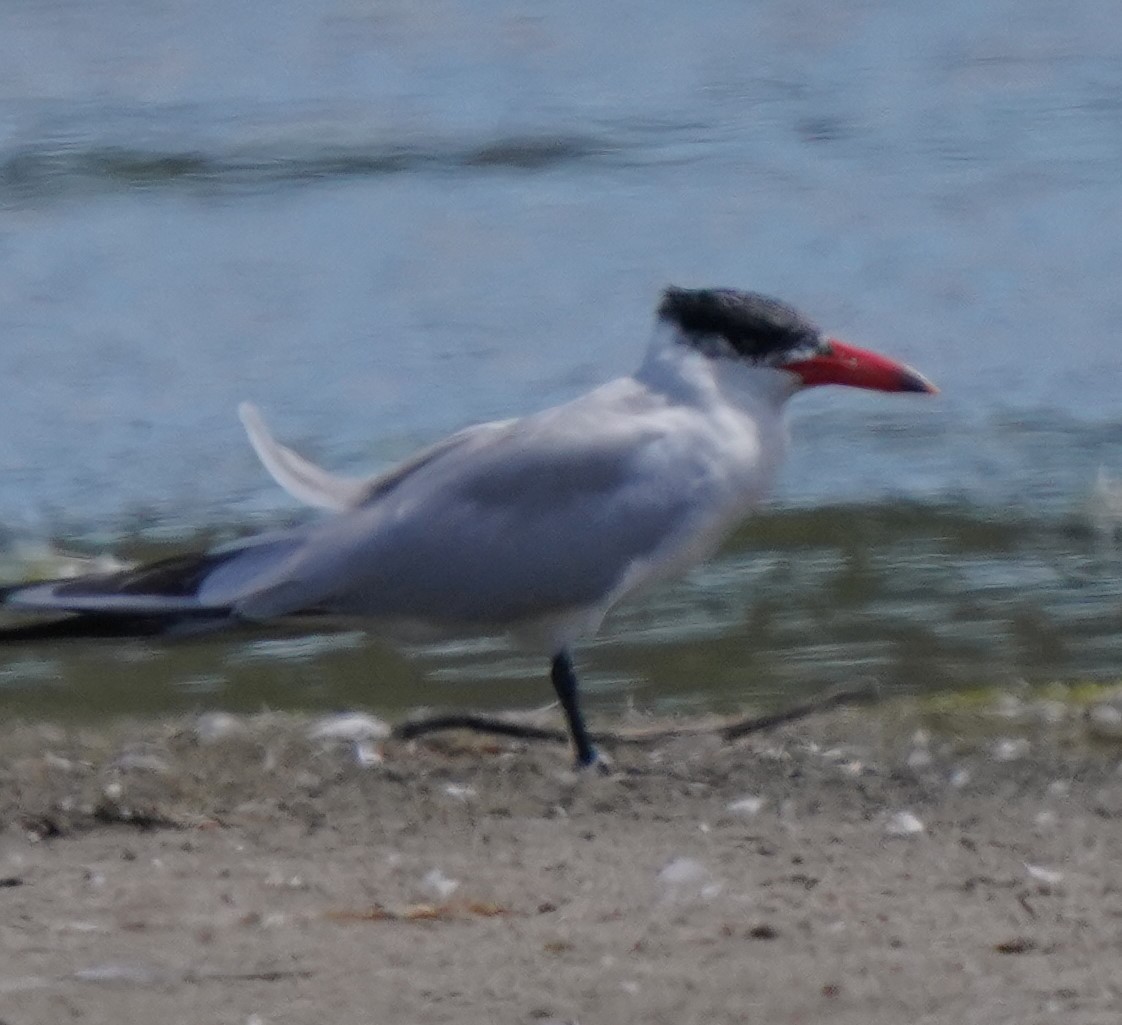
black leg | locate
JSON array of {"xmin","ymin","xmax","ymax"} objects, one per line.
[{"xmin": 550, "ymin": 650, "xmax": 598, "ymax": 767}]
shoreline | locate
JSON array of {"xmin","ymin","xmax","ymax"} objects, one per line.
[{"xmin": 3, "ymin": 697, "xmax": 1122, "ymax": 1024}]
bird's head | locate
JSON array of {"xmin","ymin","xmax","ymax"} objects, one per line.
[{"xmin": 657, "ymin": 286, "xmax": 938, "ymax": 396}]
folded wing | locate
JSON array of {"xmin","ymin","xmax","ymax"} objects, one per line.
[{"xmin": 3, "ymin": 390, "xmax": 716, "ymax": 644}]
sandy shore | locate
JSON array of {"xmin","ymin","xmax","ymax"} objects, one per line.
[{"xmin": 2, "ymin": 694, "xmax": 1122, "ymax": 1025}]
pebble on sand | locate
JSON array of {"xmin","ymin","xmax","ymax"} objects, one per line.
[
  {"xmin": 1086, "ymin": 703, "xmax": 1122, "ymax": 740},
  {"xmin": 193, "ymin": 712, "xmax": 247, "ymax": 745},
  {"xmin": 658, "ymin": 857, "xmax": 708, "ymax": 885},
  {"xmin": 991, "ymin": 738, "xmax": 1031, "ymax": 762},
  {"xmin": 726, "ymin": 796, "xmax": 766, "ymax": 816},
  {"xmin": 884, "ymin": 811, "xmax": 925, "ymax": 837},
  {"xmin": 307, "ymin": 713, "xmax": 391, "ymax": 743},
  {"xmin": 422, "ymin": 869, "xmax": 460, "ymax": 899}
]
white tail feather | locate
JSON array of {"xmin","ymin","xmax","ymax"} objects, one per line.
[{"xmin": 238, "ymin": 402, "xmax": 367, "ymax": 512}]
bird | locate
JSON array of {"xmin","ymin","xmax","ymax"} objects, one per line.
[{"xmin": 0, "ymin": 286, "xmax": 937, "ymax": 767}]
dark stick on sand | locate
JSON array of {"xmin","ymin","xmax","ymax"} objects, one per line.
[{"xmin": 392, "ymin": 682, "xmax": 880, "ymax": 749}]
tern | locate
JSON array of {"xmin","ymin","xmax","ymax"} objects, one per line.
[{"xmin": 0, "ymin": 287, "xmax": 936, "ymax": 766}]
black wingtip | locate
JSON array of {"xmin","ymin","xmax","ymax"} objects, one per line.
[
  {"xmin": 0, "ymin": 610, "xmax": 233, "ymax": 644},
  {"xmin": 0, "ymin": 614, "xmax": 164, "ymax": 643}
]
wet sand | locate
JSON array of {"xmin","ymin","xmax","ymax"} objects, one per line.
[{"xmin": 2, "ymin": 695, "xmax": 1122, "ymax": 1025}]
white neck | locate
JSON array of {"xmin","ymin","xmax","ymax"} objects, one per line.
[{"xmin": 635, "ymin": 321, "xmax": 802, "ymax": 415}]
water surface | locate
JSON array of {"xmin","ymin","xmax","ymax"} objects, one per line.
[{"xmin": 1, "ymin": 0, "xmax": 1121, "ymax": 719}]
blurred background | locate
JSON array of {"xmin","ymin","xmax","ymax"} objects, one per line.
[{"xmin": 0, "ymin": 0, "xmax": 1120, "ymax": 720}]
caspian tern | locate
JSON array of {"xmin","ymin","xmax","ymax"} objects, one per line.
[{"xmin": 0, "ymin": 287, "xmax": 936, "ymax": 766}]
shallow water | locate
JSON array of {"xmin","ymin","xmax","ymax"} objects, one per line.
[{"xmin": 1, "ymin": 0, "xmax": 1121, "ymax": 719}]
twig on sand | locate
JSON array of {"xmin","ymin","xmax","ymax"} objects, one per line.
[
  {"xmin": 394, "ymin": 715, "xmax": 570, "ymax": 745},
  {"xmin": 391, "ymin": 682, "xmax": 879, "ymax": 750},
  {"xmin": 719, "ymin": 683, "xmax": 879, "ymax": 740}
]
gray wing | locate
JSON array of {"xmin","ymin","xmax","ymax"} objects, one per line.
[
  {"xmin": 3, "ymin": 388, "xmax": 709, "ymax": 631},
  {"xmin": 207, "ymin": 399, "xmax": 703, "ymax": 626}
]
